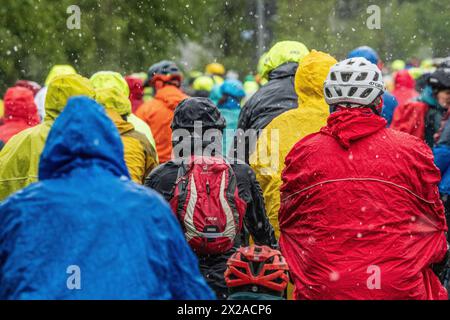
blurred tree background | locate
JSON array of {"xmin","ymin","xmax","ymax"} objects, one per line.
[{"xmin": 0, "ymin": 0, "xmax": 449, "ymax": 93}]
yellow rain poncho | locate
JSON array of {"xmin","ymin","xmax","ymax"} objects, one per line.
[
  {"xmin": 250, "ymin": 50, "xmax": 337, "ymax": 238},
  {"xmin": 95, "ymin": 87, "xmax": 158, "ymax": 184},
  {"xmin": 0, "ymin": 74, "xmax": 95, "ymax": 200},
  {"xmin": 90, "ymin": 71, "xmax": 156, "ymax": 150}
]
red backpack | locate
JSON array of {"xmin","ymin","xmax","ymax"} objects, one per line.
[{"xmin": 170, "ymin": 156, "xmax": 247, "ymax": 255}]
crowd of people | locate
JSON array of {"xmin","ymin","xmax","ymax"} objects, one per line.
[{"xmin": 0, "ymin": 40, "xmax": 449, "ymax": 300}]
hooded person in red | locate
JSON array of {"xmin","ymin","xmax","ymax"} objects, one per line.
[
  {"xmin": 392, "ymin": 70, "xmax": 419, "ymax": 107},
  {"xmin": 279, "ymin": 57, "xmax": 448, "ymax": 300},
  {"xmin": 125, "ymin": 75, "xmax": 144, "ymax": 113},
  {"xmin": 0, "ymin": 87, "xmax": 40, "ymax": 147},
  {"xmin": 14, "ymin": 80, "xmax": 42, "ymax": 97}
]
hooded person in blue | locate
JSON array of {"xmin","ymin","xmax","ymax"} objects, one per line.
[
  {"xmin": 348, "ymin": 46, "xmax": 399, "ymax": 126},
  {"xmin": 434, "ymin": 119, "xmax": 450, "ymax": 220},
  {"xmin": 0, "ymin": 96, "xmax": 215, "ymax": 300},
  {"xmin": 216, "ymin": 79, "xmax": 246, "ymax": 155}
]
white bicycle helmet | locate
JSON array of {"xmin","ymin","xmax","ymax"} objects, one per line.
[{"xmin": 324, "ymin": 57, "xmax": 385, "ymax": 107}]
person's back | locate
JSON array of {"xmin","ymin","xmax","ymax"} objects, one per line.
[
  {"xmin": 391, "ymin": 68, "xmax": 450, "ymax": 147},
  {"xmin": 232, "ymin": 41, "xmax": 309, "ymax": 162},
  {"xmin": 250, "ymin": 50, "xmax": 336, "ymax": 238},
  {"xmin": 280, "ymin": 58, "xmax": 448, "ymax": 300},
  {"xmin": 0, "ymin": 74, "xmax": 95, "ymax": 201},
  {"xmin": 392, "ymin": 70, "xmax": 419, "ymax": 107},
  {"xmin": 434, "ymin": 116, "xmax": 450, "ymax": 218},
  {"xmin": 0, "ymin": 87, "xmax": 40, "ymax": 146},
  {"xmin": 91, "ymin": 72, "xmax": 159, "ymax": 184},
  {"xmin": 0, "ymin": 97, "xmax": 214, "ymax": 300},
  {"xmin": 136, "ymin": 61, "xmax": 188, "ymax": 163},
  {"xmin": 105, "ymin": 108, "xmax": 157, "ymax": 184},
  {"xmin": 125, "ymin": 75, "xmax": 145, "ymax": 113},
  {"xmin": 146, "ymin": 97, "xmax": 277, "ymax": 299},
  {"xmin": 217, "ymin": 79, "xmax": 246, "ymax": 155}
]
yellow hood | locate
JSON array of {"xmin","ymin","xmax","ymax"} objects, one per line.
[
  {"xmin": 95, "ymin": 87, "xmax": 132, "ymax": 117},
  {"xmin": 45, "ymin": 65, "xmax": 77, "ymax": 87},
  {"xmin": 295, "ymin": 50, "xmax": 337, "ymax": 107},
  {"xmin": 261, "ymin": 41, "xmax": 309, "ymax": 79},
  {"xmin": 250, "ymin": 50, "xmax": 337, "ymax": 239},
  {"xmin": 45, "ymin": 74, "xmax": 95, "ymax": 121},
  {"xmin": 90, "ymin": 71, "xmax": 130, "ymax": 97}
]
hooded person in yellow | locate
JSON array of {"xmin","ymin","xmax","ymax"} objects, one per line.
[
  {"xmin": 90, "ymin": 71, "xmax": 157, "ymax": 153},
  {"xmin": 250, "ymin": 50, "xmax": 337, "ymax": 238},
  {"xmin": 94, "ymin": 87, "xmax": 158, "ymax": 184},
  {"xmin": 34, "ymin": 65, "xmax": 78, "ymax": 121},
  {"xmin": 0, "ymin": 74, "xmax": 95, "ymax": 200}
]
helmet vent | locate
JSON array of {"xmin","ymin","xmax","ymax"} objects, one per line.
[
  {"xmin": 335, "ymin": 87, "xmax": 343, "ymax": 97},
  {"xmin": 325, "ymin": 88, "xmax": 332, "ymax": 98},
  {"xmin": 361, "ymin": 88, "xmax": 374, "ymax": 98},
  {"xmin": 373, "ymin": 73, "xmax": 380, "ymax": 81},
  {"xmin": 348, "ymin": 87, "xmax": 358, "ymax": 97},
  {"xmin": 356, "ymin": 72, "xmax": 368, "ymax": 81},
  {"xmin": 330, "ymin": 72, "xmax": 337, "ymax": 81},
  {"xmin": 341, "ymin": 72, "xmax": 352, "ymax": 82}
]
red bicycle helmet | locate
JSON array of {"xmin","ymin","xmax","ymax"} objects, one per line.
[{"xmin": 225, "ymin": 245, "xmax": 289, "ymax": 295}]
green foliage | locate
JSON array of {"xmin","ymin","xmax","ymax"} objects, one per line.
[
  {"xmin": 275, "ymin": 0, "xmax": 449, "ymax": 61},
  {"xmin": 0, "ymin": 0, "xmax": 448, "ymax": 94}
]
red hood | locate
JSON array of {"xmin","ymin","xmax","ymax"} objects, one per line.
[
  {"xmin": 125, "ymin": 76, "xmax": 144, "ymax": 113},
  {"xmin": 3, "ymin": 86, "xmax": 40, "ymax": 125},
  {"xmin": 321, "ymin": 108, "xmax": 387, "ymax": 149},
  {"xmin": 14, "ymin": 80, "xmax": 42, "ymax": 96},
  {"xmin": 394, "ymin": 70, "xmax": 415, "ymax": 90},
  {"xmin": 154, "ymin": 85, "xmax": 188, "ymax": 111}
]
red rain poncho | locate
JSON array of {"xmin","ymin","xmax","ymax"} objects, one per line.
[
  {"xmin": 0, "ymin": 87, "xmax": 40, "ymax": 144},
  {"xmin": 279, "ymin": 108, "xmax": 448, "ymax": 300}
]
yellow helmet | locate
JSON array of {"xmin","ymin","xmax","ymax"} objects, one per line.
[
  {"xmin": 205, "ymin": 63, "xmax": 226, "ymax": 76},
  {"xmin": 261, "ymin": 41, "xmax": 309, "ymax": 79}
]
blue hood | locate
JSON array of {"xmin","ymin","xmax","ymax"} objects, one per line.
[
  {"xmin": 0, "ymin": 97, "xmax": 215, "ymax": 300},
  {"xmin": 218, "ymin": 97, "xmax": 241, "ymax": 110},
  {"xmin": 419, "ymin": 86, "xmax": 440, "ymax": 109},
  {"xmin": 39, "ymin": 96, "xmax": 130, "ymax": 180}
]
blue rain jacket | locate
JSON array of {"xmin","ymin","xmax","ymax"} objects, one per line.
[
  {"xmin": 381, "ymin": 92, "xmax": 399, "ymax": 127},
  {"xmin": 434, "ymin": 120, "xmax": 450, "ymax": 195},
  {"xmin": 0, "ymin": 96, "xmax": 215, "ymax": 300}
]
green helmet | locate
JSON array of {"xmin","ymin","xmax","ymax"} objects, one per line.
[
  {"xmin": 193, "ymin": 76, "xmax": 215, "ymax": 92},
  {"xmin": 391, "ymin": 60, "xmax": 405, "ymax": 72},
  {"xmin": 243, "ymin": 81, "xmax": 259, "ymax": 96},
  {"xmin": 260, "ymin": 41, "xmax": 309, "ymax": 79},
  {"xmin": 408, "ymin": 67, "xmax": 424, "ymax": 80},
  {"xmin": 420, "ymin": 59, "xmax": 435, "ymax": 71}
]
